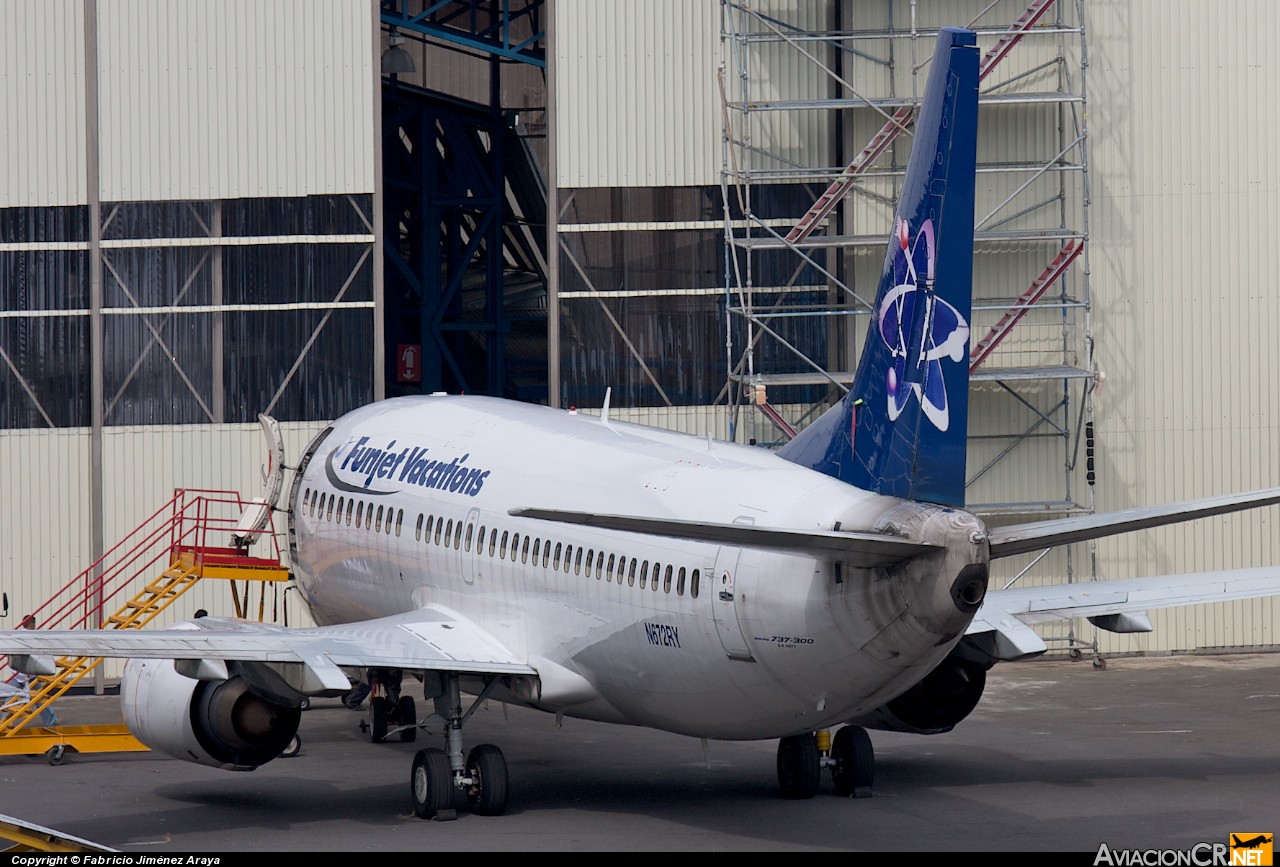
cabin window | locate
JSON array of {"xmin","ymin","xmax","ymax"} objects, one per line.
[
  {"xmin": 677, "ymin": 566, "xmax": 686, "ymax": 596},
  {"xmin": 454, "ymin": 521, "xmax": 463, "ymax": 549},
  {"xmin": 690, "ymin": 569, "xmax": 700, "ymax": 599},
  {"xmin": 415, "ymin": 514, "xmax": 423, "ymax": 541},
  {"xmin": 444, "ymin": 518, "xmax": 454, "ymax": 546},
  {"xmin": 652, "ymin": 562, "xmax": 661, "ymax": 591},
  {"xmin": 346, "ymin": 499, "xmax": 354, "ymax": 525},
  {"xmin": 553, "ymin": 543, "xmax": 562, "ymax": 570},
  {"xmin": 576, "ymin": 547, "xmax": 585, "ymax": 576},
  {"xmin": 594, "ymin": 550, "xmax": 604, "ymax": 578},
  {"xmin": 639, "ymin": 560, "xmax": 649, "ymax": 589},
  {"xmin": 664, "ymin": 565, "xmax": 673, "ymax": 594},
  {"xmin": 490, "ymin": 530, "xmax": 498, "ymax": 558},
  {"xmin": 476, "ymin": 525, "xmax": 485, "ymax": 553},
  {"xmin": 336, "ymin": 496, "xmax": 344, "ymax": 523},
  {"xmin": 500, "ymin": 531, "xmax": 509, "ymax": 559},
  {"xmin": 375, "ymin": 505, "xmax": 384, "ymax": 532},
  {"xmin": 532, "ymin": 538, "xmax": 541, "ymax": 565},
  {"xmin": 624, "ymin": 557, "xmax": 634, "ymax": 587},
  {"xmin": 355, "ymin": 501, "xmax": 363, "ymax": 528},
  {"xmin": 521, "ymin": 535, "xmax": 530, "ymax": 563},
  {"xmin": 394, "ymin": 510, "xmax": 402, "ymax": 536},
  {"xmin": 605, "ymin": 554, "xmax": 615, "ymax": 582},
  {"xmin": 564, "ymin": 545, "xmax": 574, "ymax": 573},
  {"xmin": 325, "ymin": 496, "xmax": 335, "ymax": 522},
  {"xmin": 465, "ymin": 523, "xmax": 475, "ymax": 552}
]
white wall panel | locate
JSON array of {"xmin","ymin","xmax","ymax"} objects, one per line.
[
  {"xmin": 1053, "ymin": 0, "xmax": 1280, "ymax": 653},
  {"xmin": 96, "ymin": 0, "xmax": 375, "ymax": 201},
  {"xmin": 0, "ymin": 1, "xmax": 88, "ymax": 207},
  {"xmin": 555, "ymin": 0, "xmax": 719, "ymax": 188}
]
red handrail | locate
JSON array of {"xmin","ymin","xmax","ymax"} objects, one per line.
[{"xmin": 3, "ymin": 488, "xmax": 284, "ymax": 677}]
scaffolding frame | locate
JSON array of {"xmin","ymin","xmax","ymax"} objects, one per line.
[{"xmin": 720, "ymin": 0, "xmax": 1098, "ymax": 655}]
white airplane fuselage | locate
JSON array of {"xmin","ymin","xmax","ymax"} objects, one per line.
[{"xmin": 290, "ymin": 395, "xmax": 988, "ymax": 740}]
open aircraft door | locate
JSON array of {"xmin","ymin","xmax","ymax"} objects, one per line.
[{"xmin": 233, "ymin": 414, "xmax": 287, "ymax": 549}]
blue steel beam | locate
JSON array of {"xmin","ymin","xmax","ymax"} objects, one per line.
[{"xmin": 381, "ymin": 0, "xmax": 545, "ymax": 68}]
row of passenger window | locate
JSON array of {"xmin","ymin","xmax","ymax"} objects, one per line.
[
  {"xmin": 304, "ymin": 488, "xmax": 404, "ymax": 535},
  {"xmin": 302, "ymin": 488, "xmax": 700, "ymax": 599}
]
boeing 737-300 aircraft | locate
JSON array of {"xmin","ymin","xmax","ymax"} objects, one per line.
[{"xmin": 3, "ymin": 28, "xmax": 1280, "ymax": 819}]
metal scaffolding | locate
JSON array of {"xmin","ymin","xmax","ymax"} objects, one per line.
[{"xmin": 720, "ymin": 0, "xmax": 1096, "ymax": 652}]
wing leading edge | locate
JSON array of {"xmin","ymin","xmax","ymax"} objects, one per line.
[{"xmin": 0, "ymin": 608, "xmax": 534, "ymax": 695}]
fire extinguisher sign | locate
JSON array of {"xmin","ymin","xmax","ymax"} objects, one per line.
[{"xmin": 397, "ymin": 344, "xmax": 422, "ymax": 383}]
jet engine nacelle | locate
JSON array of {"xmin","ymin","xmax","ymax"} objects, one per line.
[
  {"xmin": 121, "ymin": 658, "xmax": 301, "ymax": 770},
  {"xmin": 850, "ymin": 653, "xmax": 989, "ymax": 736}
]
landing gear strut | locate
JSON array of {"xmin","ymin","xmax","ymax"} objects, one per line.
[
  {"xmin": 408, "ymin": 672, "xmax": 509, "ymax": 820},
  {"xmin": 776, "ymin": 726, "xmax": 875, "ymax": 799}
]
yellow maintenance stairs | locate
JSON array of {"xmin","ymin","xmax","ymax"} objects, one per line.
[{"xmin": 0, "ymin": 487, "xmax": 291, "ymax": 764}]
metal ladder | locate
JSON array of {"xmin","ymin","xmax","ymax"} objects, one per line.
[{"xmin": 0, "ymin": 556, "xmax": 201, "ymax": 737}]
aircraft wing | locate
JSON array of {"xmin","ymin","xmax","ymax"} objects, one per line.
[
  {"xmin": 0, "ymin": 608, "xmax": 535, "ymax": 693},
  {"xmin": 987, "ymin": 487, "xmax": 1280, "ymax": 559},
  {"xmin": 510, "ymin": 507, "xmax": 939, "ymax": 568},
  {"xmin": 965, "ymin": 565, "xmax": 1280, "ymax": 661}
]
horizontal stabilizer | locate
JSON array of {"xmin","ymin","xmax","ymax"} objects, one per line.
[
  {"xmin": 967, "ymin": 565, "xmax": 1280, "ymax": 660},
  {"xmin": 987, "ymin": 487, "xmax": 1280, "ymax": 559},
  {"xmin": 509, "ymin": 508, "xmax": 939, "ymax": 569}
]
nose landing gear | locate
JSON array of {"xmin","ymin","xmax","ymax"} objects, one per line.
[{"xmin": 408, "ymin": 672, "xmax": 510, "ymax": 820}]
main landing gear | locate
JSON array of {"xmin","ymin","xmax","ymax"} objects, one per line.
[
  {"xmin": 776, "ymin": 725, "xmax": 874, "ymax": 800},
  {"xmin": 358, "ymin": 669, "xmax": 418, "ymax": 743},
  {"xmin": 409, "ymin": 672, "xmax": 509, "ymax": 820}
]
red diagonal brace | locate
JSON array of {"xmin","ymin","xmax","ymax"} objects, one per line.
[
  {"xmin": 783, "ymin": 0, "xmax": 1061, "ymax": 246},
  {"xmin": 969, "ymin": 239, "xmax": 1083, "ymax": 373}
]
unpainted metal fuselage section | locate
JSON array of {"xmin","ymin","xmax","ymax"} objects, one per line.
[{"xmin": 289, "ymin": 394, "xmax": 988, "ymax": 741}]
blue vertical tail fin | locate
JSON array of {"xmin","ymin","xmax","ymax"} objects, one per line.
[{"xmin": 777, "ymin": 27, "xmax": 979, "ymax": 508}]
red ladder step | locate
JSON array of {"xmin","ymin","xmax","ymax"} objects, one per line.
[
  {"xmin": 968, "ymin": 240, "xmax": 1083, "ymax": 372},
  {"xmin": 979, "ymin": 0, "xmax": 1059, "ymax": 81}
]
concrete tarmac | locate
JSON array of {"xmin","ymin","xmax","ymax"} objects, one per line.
[{"xmin": 1, "ymin": 652, "xmax": 1278, "ymax": 852}]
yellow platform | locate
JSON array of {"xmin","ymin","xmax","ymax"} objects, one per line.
[{"xmin": 0, "ymin": 724, "xmax": 147, "ymax": 764}]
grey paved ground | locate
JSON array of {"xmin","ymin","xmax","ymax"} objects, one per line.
[{"xmin": 1, "ymin": 652, "xmax": 1278, "ymax": 852}]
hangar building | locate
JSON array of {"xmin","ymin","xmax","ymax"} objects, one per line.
[{"xmin": 0, "ymin": 0, "xmax": 1276, "ymax": 658}]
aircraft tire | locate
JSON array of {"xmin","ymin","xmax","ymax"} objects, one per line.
[
  {"xmin": 831, "ymin": 725, "xmax": 874, "ymax": 798},
  {"xmin": 369, "ymin": 696, "xmax": 389, "ymax": 743},
  {"xmin": 465, "ymin": 743, "xmax": 509, "ymax": 816},
  {"xmin": 776, "ymin": 733, "xmax": 820, "ymax": 799},
  {"xmin": 398, "ymin": 696, "xmax": 417, "ymax": 743},
  {"xmin": 410, "ymin": 748, "xmax": 454, "ymax": 819}
]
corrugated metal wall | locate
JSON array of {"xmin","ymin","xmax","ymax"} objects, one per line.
[
  {"xmin": 97, "ymin": 0, "xmax": 375, "ymax": 201},
  {"xmin": 555, "ymin": 0, "xmax": 720, "ymax": 188},
  {"xmin": 0, "ymin": 2, "xmax": 88, "ymax": 207},
  {"xmin": 0, "ymin": 0, "xmax": 375, "ymax": 208},
  {"xmin": 1085, "ymin": 0, "xmax": 1280, "ymax": 652}
]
